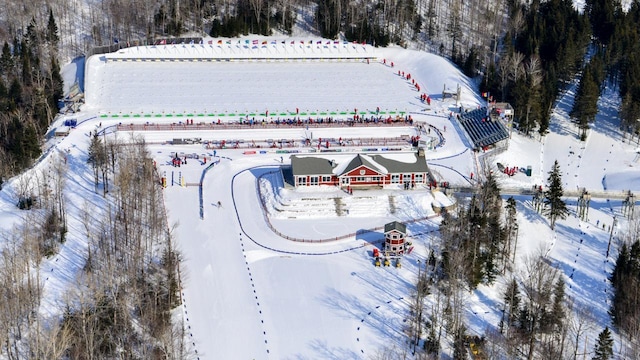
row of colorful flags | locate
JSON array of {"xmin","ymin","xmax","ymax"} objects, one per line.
[
  {"xmin": 213, "ymin": 39, "xmax": 358, "ymax": 45},
  {"xmin": 481, "ymin": 92, "xmax": 494, "ymax": 102},
  {"xmin": 156, "ymin": 39, "xmax": 366, "ymax": 46}
]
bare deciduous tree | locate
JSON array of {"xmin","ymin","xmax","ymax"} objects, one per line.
[{"xmin": 518, "ymin": 249, "xmax": 561, "ymax": 360}]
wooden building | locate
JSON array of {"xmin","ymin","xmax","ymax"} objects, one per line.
[
  {"xmin": 384, "ymin": 221, "xmax": 407, "ymax": 256},
  {"xmin": 290, "ymin": 151, "xmax": 430, "ymax": 188}
]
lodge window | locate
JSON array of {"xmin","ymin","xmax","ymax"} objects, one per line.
[
  {"xmin": 403, "ymin": 174, "xmax": 412, "ymax": 181},
  {"xmin": 310, "ymin": 176, "xmax": 319, "ymax": 185},
  {"xmin": 356, "ymin": 177, "xmax": 365, "ymax": 182},
  {"xmin": 391, "ymin": 174, "xmax": 400, "ymax": 183},
  {"xmin": 322, "ymin": 176, "xmax": 332, "ymax": 182},
  {"xmin": 298, "ymin": 176, "xmax": 306, "ymax": 185},
  {"xmin": 415, "ymin": 173, "xmax": 423, "ymax": 183}
]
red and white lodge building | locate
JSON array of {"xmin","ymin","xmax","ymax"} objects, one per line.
[{"xmin": 290, "ymin": 151, "xmax": 431, "ymax": 188}]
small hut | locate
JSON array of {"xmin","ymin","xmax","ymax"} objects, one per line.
[{"xmin": 384, "ymin": 221, "xmax": 407, "ymax": 256}]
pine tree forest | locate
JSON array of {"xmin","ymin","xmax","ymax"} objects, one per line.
[{"xmin": 1, "ymin": 0, "xmax": 640, "ymax": 358}]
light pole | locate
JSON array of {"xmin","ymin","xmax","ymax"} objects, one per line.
[{"xmin": 607, "ymin": 216, "xmax": 617, "ymax": 257}]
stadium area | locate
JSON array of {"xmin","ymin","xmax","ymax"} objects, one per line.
[
  {"xmin": 83, "ymin": 41, "xmax": 423, "ymax": 118},
  {"xmin": 53, "ymin": 39, "xmax": 483, "ymax": 359}
]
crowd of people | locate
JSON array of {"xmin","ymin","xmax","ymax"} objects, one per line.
[{"xmin": 172, "ymin": 114, "xmax": 417, "ymax": 128}]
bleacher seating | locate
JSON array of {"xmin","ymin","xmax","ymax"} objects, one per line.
[{"xmin": 457, "ymin": 107, "xmax": 509, "ymax": 149}]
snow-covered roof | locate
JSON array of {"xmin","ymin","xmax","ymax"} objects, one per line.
[
  {"xmin": 384, "ymin": 221, "xmax": 406, "ymax": 234},
  {"xmin": 337, "ymin": 153, "xmax": 388, "ymax": 175},
  {"xmin": 290, "ymin": 153, "xmax": 429, "ymax": 177},
  {"xmin": 370, "ymin": 153, "xmax": 429, "ymax": 174},
  {"xmin": 290, "ymin": 155, "xmax": 334, "ymax": 176}
]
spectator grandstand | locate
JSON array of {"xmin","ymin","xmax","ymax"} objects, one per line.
[{"xmin": 456, "ymin": 107, "xmax": 509, "ymax": 149}]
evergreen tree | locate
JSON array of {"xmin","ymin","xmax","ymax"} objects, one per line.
[
  {"xmin": 448, "ymin": 2, "xmax": 463, "ymax": 62},
  {"xmin": 502, "ymin": 277, "xmax": 520, "ymax": 331},
  {"xmin": 547, "ymin": 276, "xmax": 566, "ymax": 331},
  {"xmin": 463, "ymin": 47, "xmax": 479, "ymax": 77},
  {"xmin": 512, "ymin": 68, "xmax": 533, "ymax": 133},
  {"xmin": 504, "ymin": 197, "xmax": 518, "ymax": 267},
  {"xmin": 479, "ymin": 172, "xmax": 502, "ymax": 213},
  {"xmin": 467, "ymin": 196, "xmax": 486, "ymax": 288},
  {"xmin": 20, "ymin": 39, "xmax": 36, "ymax": 86},
  {"xmin": 585, "ymin": 0, "xmax": 620, "ymax": 45},
  {"xmin": 609, "ymin": 241, "xmax": 640, "ymax": 334},
  {"xmin": 524, "ymin": 56, "xmax": 543, "ymax": 135},
  {"xmin": 26, "ymin": 17, "xmax": 39, "ymax": 50},
  {"xmin": 543, "ymin": 160, "xmax": 569, "ymax": 229},
  {"xmin": 315, "ymin": 0, "xmax": 341, "ymax": 39},
  {"xmin": 163, "ymin": 0, "xmax": 184, "ymax": 36},
  {"xmin": 620, "ymin": 92, "xmax": 640, "ymax": 136},
  {"xmin": 0, "ymin": 78, "xmax": 6, "ymax": 106},
  {"xmin": 47, "ymin": 57, "xmax": 64, "ymax": 111},
  {"xmin": 8, "ymin": 77, "xmax": 22, "ymax": 109},
  {"xmin": 570, "ymin": 62, "xmax": 600, "ymax": 140},
  {"xmin": 483, "ymin": 211, "xmax": 502, "ymax": 284},
  {"xmin": 610, "ymin": 243, "xmax": 630, "ymax": 290},
  {"xmin": 46, "ymin": 8, "xmax": 60, "ymax": 48},
  {"xmin": 88, "ymin": 135, "xmax": 107, "ymax": 193},
  {"xmin": 155, "ymin": 3, "xmax": 184, "ymax": 36},
  {"xmin": 592, "ymin": 326, "xmax": 614, "ymax": 360},
  {"xmin": 0, "ymin": 42, "xmax": 13, "ymax": 77},
  {"xmin": 425, "ymin": 0, "xmax": 437, "ymax": 40},
  {"xmin": 20, "ymin": 124, "xmax": 41, "ymax": 166}
]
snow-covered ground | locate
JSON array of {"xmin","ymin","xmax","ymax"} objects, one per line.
[{"xmin": 2, "ymin": 37, "xmax": 640, "ymax": 358}]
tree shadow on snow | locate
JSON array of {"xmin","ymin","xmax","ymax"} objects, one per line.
[
  {"xmin": 542, "ymin": 222, "xmax": 613, "ymax": 324},
  {"xmin": 305, "ymin": 339, "xmax": 361, "ymax": 360},
  {"xmin": 513, "ymin": 195, "xmax": 549, "ymax": 225},
  {"xmin": 318, "ymin": 287, "xmax": 409, "ymax": 351},
  {"xmin": 589, "ymin": 86, "xmax": 624, "ymax": 140}
]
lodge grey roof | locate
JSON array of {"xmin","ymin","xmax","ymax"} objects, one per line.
[
  {"xmin": 291, "ymin": 152, "xmax": 429, "ymax": 177},
  {"xmin": 290, "ymin": 155, "xmax": 335, "ymax": 176},
  {"xmin": 370, "ymin": 153, "xmax": 429, "ymax": 174},
  {"xmin": 340, "ymin": 154, "xmax": 387, "ymax": 175},
  {"xmin": 384, "ymin": 221, "xmax": 406, "ymax": 234}
]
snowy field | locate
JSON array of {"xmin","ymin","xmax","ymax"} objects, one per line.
[{"xmin": 1, "ymin": 36, "xmax": 640, "ymax": 358}]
